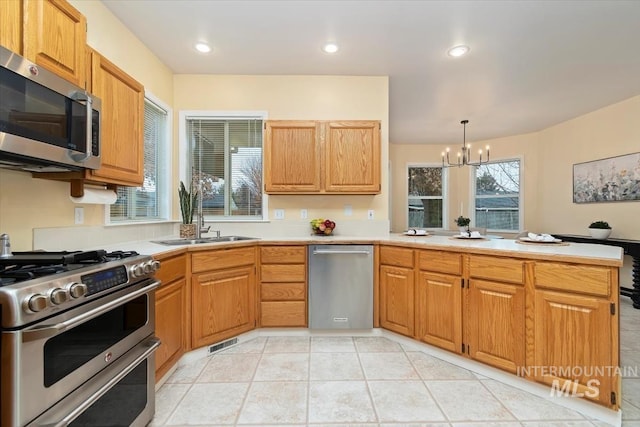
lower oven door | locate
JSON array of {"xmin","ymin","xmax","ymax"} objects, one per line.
[
  {"xmin": 2, "ymin": 279, "xmax": 159, "ymax": 427},
  {"xmin": 28, "ymin": 336, "xmax": 160, "ymax": 427}
]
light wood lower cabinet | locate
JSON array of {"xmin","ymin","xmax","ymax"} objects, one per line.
[
  {"xmin": 191, "ymin": 247, "xmax": 256, "ymax": 348},
  {"xmin": 379, "ymin": 264, "xmax": 414, "ymax": 336},
  {"xmin": 259, "ymin": 245, "xmax": 307, "ymax": 327},
  {"xmin": 415, "ymin": 271, "xmax": 462, "ymax": 353},
  {"xmin": 467, "ymin": 278, "xmax": 525, "ymax": 373},
  {"xmin": 153, "ymin": 253, "xmax": 188, "ymax": 381}
]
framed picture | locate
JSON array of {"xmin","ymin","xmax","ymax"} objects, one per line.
[{"xmin": 573, "ymin": 152, "xmax": 640, "ymax": 203}]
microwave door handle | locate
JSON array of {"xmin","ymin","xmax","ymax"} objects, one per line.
[
  {"xmin": 69, "ymin": 91, "xmax": 92, "ymax": 162},
  {"xmin": 22, "ymin": 280, "xmax": 161, "ymax": 342}
]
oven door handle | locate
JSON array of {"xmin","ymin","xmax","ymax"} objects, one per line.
[
  {"xmin": 39, "ymin": 337, "xmax": 161, "ymax": 427},
  {"xmin": 22, "ymin": 280, "xmax": 160, "ymax": 342}
]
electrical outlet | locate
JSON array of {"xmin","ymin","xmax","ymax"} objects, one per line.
[
  {"xmin": 367, "ymin": 209, "xmax": 374, "ymax": 220},
  {"xmin": 74, "ymin": 207, "xmax": 84, "ymax": 224},
  {"xmin": 300, "ymin": 209, "xmax": 308, "ymax": 219},
  {"xmin": 274, "ymin": 209, "xmax": 285, "ymax": 220},
  {"xmin": 344, "ymin": 205, "xmax": 352, "ymax": 216}
]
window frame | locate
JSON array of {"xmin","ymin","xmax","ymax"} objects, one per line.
[
  {"xmin": 178, "ymin": 110, "xmax": 269, "ymax": 222},
  {"xmin": 470, "ymin": 156, "xmax": 524, "ymax": 233},
  {"xmin": 106, "ymin": 92, "xmax": 172, "ymax": 225},
  {"xmin": 406, "ymin": 163, "xmax": 448, "ymax": 230}
]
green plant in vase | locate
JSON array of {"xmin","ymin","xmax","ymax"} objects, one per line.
[
  {"xmin": 455, "ymin": 215, "xmax": 471, "ymax": 232},
  {"xmin": 178, "ymin": 181, "xmax": 198, "ymax": 238},
  {"xmin": 588, "ymin": 220, "xmax": 612, "ymax": 240}
]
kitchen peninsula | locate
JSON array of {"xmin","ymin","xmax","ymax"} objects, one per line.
[{"xmin": 138, "ymin": 234, "xmax": 624, "ymax": 411}]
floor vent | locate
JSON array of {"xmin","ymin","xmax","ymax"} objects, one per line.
[{"xmin": 207, "ymin": 338, "xmax": 238, "ymax": 354}]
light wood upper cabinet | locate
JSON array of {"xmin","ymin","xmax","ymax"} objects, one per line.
[
  {"xmin": 416, "ymin": 271, "xmax": 462, "ymax": 353},
  {"xmin": 264, "ymin": 120, "xmax": 381, "ymax": 194},
  {"xmin": 85, "ymin": 49, "xmax": 144, "ymax": 186},
  {"xmin": 324, "ymin": 121, "xmax": 380, "ymax": 193},
  {"xmin": 264, "ymin": 121, "xmax": 322, "ymax": 193},
  {"xmin": 0, "ymin": 0, "xmax": 24, "ymax": 53},
  {"xmin": 1, "ymin": 0, "xmax": 86, "ymax": 87}
]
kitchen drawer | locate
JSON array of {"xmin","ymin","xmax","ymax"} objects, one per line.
[
  {"xmin": 469, "ymin": 255, "xmax": 524, "ymax": 285},
  {"xmin": 260, "ymin": 246, "xmax": 306, "ymax": 264},
  {"xmin": 261, "ymin": 282, "xmax": 306, "ymax": 301},
  {"xmin": 261, "ymin": 264, "xmax": 306, "ymax": 282},
  {"xmin": 191, "ymin": 247, "xmax": 256, "ymax": 273},
  {"xmin": 154, "ymin": 254, "xmax": 186, "ymax": 285},
  {"xmin": 261, "ymin": 301, "xmax": 306, "ymax": 327},
  {"xmin": 418, "ymin": 250, "xmax": 462, "ymax": 275},
  {"xmin": 534, "ymin": 262, "xmax": 611, "ymax": 297},
  {"xmin": 380, "ymin": 245, "xmax": 414, "ymax": 268}
]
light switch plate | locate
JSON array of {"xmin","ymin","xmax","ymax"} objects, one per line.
[
  {"xmin": 344, "ymin": 205, "xmax": 352, "ymax": 216},
  {"xmin": 74, "ymin": 207, "xmax": 84, "ymax": 224},
  {"xmin": 367, "ymin": 209, "xmax": 374, "ymax": 220},
  {"xmin": 300, "ymin": 209, "xmax": 308, "ymax": 219},
  {"xmin": 274, "ymin": 209, "xmax": 285, "ymax": 220}
]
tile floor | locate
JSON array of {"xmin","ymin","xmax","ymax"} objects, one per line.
[{"xmin": 152, "ymin": 297, "xmax": 640, "ymax": 427}]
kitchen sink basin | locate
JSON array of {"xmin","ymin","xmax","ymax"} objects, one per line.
[{"xmin": 152, "ymin": 236, "xmax": 258, "ymax": 245}]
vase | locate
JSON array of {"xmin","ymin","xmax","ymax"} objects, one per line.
[
  {"xmin": 458, "ymin": 226, "xmax": 469, "ymax": 234},
  {"xmin": 588, "ymin": 228, "xmax": 611, "ymax": 240},
  {"xmin": 180, "ymin": 223, "xmax": 197, "ymax": 239}
]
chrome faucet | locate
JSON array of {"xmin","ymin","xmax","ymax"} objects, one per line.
[{"xmin": 195, "ymin": 189, "xmax": 210, "ymax": 239}]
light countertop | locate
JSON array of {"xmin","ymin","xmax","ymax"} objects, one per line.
[{"xmin": 105, "ymin": 233, "xmax": 624, "ymax": 267}]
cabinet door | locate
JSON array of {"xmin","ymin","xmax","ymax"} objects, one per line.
[
  {"xmin": 87, "ymin": 50, "xmax": 144, "ymax": 186},
  {"xmin": 324, "ymin": 121, "xmax": 380, "ymax": 193},
  {"xmin": 468, "ymin": 279, "xmax": 524, "ymax": 372},
  {"xmin": 264, "ymin": 121, "xmax": 322, "ymax": 193},
  {"xmin": 415, "ymin": 271, "xmax": 461, "ymax": 353},
  {"xmin": 192, "ymin": 266, "xmax": 256, "ymax": 348},
  {"xmin": 155, "ymin": 279, "xmax": 186, "ymax": 380},
  {"xmin": 533, "ymin": 290, "xmax": 613, "ymax": 407},
  {"xmin": 379, "ymin": 265, "xmax": 414, "ymax": 336},
  {"xmin": 24, "ymin": 0, "xmax": 86, "ymax": 88},
  {"xmin": 0, "ymin": 0, "xmax": 23, "ymax": 53}
]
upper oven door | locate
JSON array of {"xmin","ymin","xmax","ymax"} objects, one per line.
[
  {"xmin": 3, "ymin": 279, "xmax": 158, "ymax": 427},
  {"xmin": 0, "ymin": 45, "xmax": 101, "ymax": 171}
]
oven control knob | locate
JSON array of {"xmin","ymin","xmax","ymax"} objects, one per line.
[
  {"xmin": 151, "ymin": 260, "xmax": 161, "ymax": 272},
  {"xmin": 130, "ymin": 264, "xmax": 145, "ymax": 278},
  {"xmin": 49, "ymin": 288, "xmax": 68, "ymax": 305},
  {"xmin": 27, "ymin": 294, "xmax": 47, "ymax": 312},
  {"xmin": 143, "ymin": 261, "xmax": 153, "ymax": 274},
  {"xmin": 67, "ymin": 282, "xmax": 88, "ymax": 298}
]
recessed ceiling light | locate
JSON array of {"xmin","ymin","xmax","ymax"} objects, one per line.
[
  {"xmin": 322, "ymin": 43, "xmax": 339, "ymax": 54},
  {"xmin": 195, "ymin": 42, "xmax": 211, "ymax": 53},
  {"xmin": 447, "ymin": 45, "xmax": 470, "ymax": 57}
]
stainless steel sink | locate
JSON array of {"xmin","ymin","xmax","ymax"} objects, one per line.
[{"xmin": 152, "ymin": 236, "xmax": 258, "ymax": 245}]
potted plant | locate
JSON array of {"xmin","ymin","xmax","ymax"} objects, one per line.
[
  {"xmin": 178, "ymin": 181, "xmax": 198, "ymax": 238},
  {"xmin": 588, "ymin": 220, "xmax": 612, "ymax": 240},
  {"xmin": 455, "ymin": 216, "xmax": 471, "ymax": 233}
]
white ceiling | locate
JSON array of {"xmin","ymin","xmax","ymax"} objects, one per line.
[{"xmin": 102, "ymin": 0, "xmax": 640, "ymax": 145}]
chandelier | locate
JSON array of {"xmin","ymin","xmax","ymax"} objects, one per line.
[{"xmin": 442, "ymin": 120, "xmax": 490, "ymax": 168}]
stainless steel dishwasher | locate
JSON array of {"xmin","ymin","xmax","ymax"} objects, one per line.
[{"xmin": 308, "ymin": 244, "xmax": 374, "ymax": 329}]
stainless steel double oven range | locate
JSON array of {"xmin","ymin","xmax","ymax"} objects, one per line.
[{"xmin": 0, "ymin": 249, "xmax": 161, "ymax": 426}]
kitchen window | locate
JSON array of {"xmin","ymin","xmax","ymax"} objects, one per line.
[
  {"xmin": 184, "ymin": 114, "xmax": 264, "ymax": 219},
  {"xmin": 408, "ymin": 165, "xmax": 446, "ymax": 228},
  {"xmin": 473, "ymin": 159, "xmax": 521, "ymax": 231},
  {"xmin": 109, "ymin": 96, "xmax": 170, "ymax": 222}
]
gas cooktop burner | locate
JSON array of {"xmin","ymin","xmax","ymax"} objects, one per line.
[{"xmin": 0, "ymin": 250, "xmax": 141, "ymax": 285}]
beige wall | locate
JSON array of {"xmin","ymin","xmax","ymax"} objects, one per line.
[
  {"xmin": 0, "ymin": 1, "xmax": 173, "ymax": 250},
  {"xmin": 390, "ymin": 132, "xmax": 539, "ymax": 233},
  {"xmin": 536, "ymin": 95, "xmax": 640, "ymax": 240},
  {"xmin": 173, "ymin": 75, "xmax": 390, "ymax": 224},
  {"xmin": 390, "ymin": 95, "xmax": 639, "ymax": 240}
]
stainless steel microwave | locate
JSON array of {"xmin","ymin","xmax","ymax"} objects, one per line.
[{"xmin": 0, "ymin": 45, "xmax": 101, "ymax": 172}]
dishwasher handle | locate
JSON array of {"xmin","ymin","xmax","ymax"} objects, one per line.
[{"xmin": 312, "ymin": 249, "xmax": 371, "ymax": 255}]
